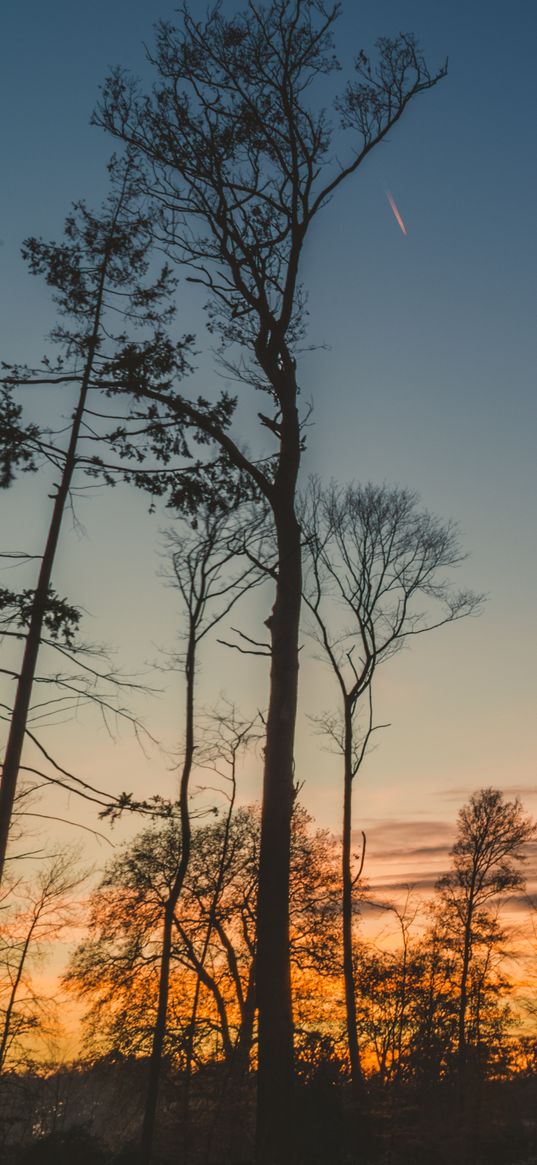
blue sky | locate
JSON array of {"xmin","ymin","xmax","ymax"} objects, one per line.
[{"xmin": 1, "ymin": 1, "xmax": 536, "ymax": 883}]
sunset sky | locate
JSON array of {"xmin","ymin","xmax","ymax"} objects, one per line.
[{"xmin": 1, "ymin": 0, "xmax": 536, "ymax": 928}]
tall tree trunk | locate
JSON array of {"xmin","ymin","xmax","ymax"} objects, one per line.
[
  {"xmin": 255, "ymin": 470, "xmax": 301, "ymax": 1165},
  {"xmin": 183, "ymin": 745, "xmax": 239, "ymax": 1093},
  {"xmin": 341, "ymin": 713, "xmax": 364, "ymax": 1096},
  {"xmin": 394, "ymin": 939, "xmax": 409, "ymax": 1086},
  {"xmin": 0, "ymin": 176, "xmax": 131, "ymax": 886},
  {"xmin": 458, "ymin": 926, "xmax": 472, "ymax": 1067},
  {"xmin": 458, "ymin": 891, "xmax": 475, "ymax": 1070},
  {"xmin": 0, "ymin": 298, "xmax": 106, "ymax": 886},
  {"xmin": 140, "ymin": 632, "xmax": 195, "ymax": 1165},
  {"xmin": 140, "ymin": 903, "xmax": 175, "ymax": 1164}
]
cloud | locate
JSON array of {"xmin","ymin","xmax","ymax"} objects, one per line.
[
  {"xmin": 354, "ymin": 817, "xmax": 454, "ymax": 856},
  {"xmin": 370, "ymin": 874, "xmax": 443, "ymax": 893},
  {"xmin": 351, "ymin": 811, "xmax": 537, "ymax": 904},
  {"xmin": 507, "ymin": 892, "xmax": 537, "ymax": 914},
  {"xmin": 357, "ymin": 818, "xmax": 454, "ymax": 840},
  {"xmin": 437, "ymin": 785, "xmax": 537, "ymax": 803},
  {"xmin": 349, "ymin": 817, "xmax": 455, "ymax": 894},
  {"xmin": 373, "ymin": 843, "xmax": 451, "ymax": 861}
]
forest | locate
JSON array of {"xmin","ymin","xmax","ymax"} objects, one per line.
[
  {"xmin": 2, "ymin": 787, "xmax": 537, "ymax": 1164},
  {"xmin": 1, "ymin": 2, "xmax": 536, "ymax": 1164}
]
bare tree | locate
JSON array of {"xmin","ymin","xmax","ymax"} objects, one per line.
[
  {"xmin": 136, "ymin": 504, "xmax": 263, "ymax": 1164},
  {"xmin": 302, "ymin": 478, "xmax": 482, "ymax": 1093},
  {"xmin": 174, "ymin": 704, "xmax": 261, "ymax": 1161},
  {"xmin": 0, "ymin": 850, "xmax": 83, "ymax": 1072},
  {"xmin": 94, "ymin": 7, "xmax": 446, "ymax": 1154},
  {"xmin": 183, "ymin": 707, "xmax": 260, "ymax": 1010}
]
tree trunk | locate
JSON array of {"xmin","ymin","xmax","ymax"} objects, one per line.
[
  {"xmin": 178, "ymin": 920, "xmax": 234, "ymax": 1062},
  {"xmin": 394, "ymin": 940, "xmax": 409, "ymax": 1086},
  {"xmin": 255, "ymin": 484, "xmax": 301, "ymax": 1165},
  {"xmin": 342, "ymin": 769, "xmax": 364, "ymax": 1096},
  {"xmin": 140, "ymin": 632, "xmax": 195, "ymax": 1165},
  {"xmin": 235, "ymin": 966, "xmax": 256, "ymax": 1074},
  {"xmin": 458, "ymin": 934, "xmax": 471, "ymax": 1069},
  {"xmin": 0, "ymin": 359, "xmax": 96, "ymax": 885},
  {"xmin": 458, "ymin": 895, "xmax": 475, "ymax": 1070},
  {"xmin": 140, "ymin": 905, "xmax": 174, "ymax": 1163},
  {"xmin": 0, "ymin": 212, "xmax": 119, "ymax": 885}
]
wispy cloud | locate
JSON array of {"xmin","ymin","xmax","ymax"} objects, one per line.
[
  {"xmin": 357, "ymin": 818, "xmax": 454, "ymax": 840},
  {"xmin": 373, "ymin": 843, "xmax": 451, "ymax": 861},
  {"xmin": 437, "ymin": 785, "xmax": 537, "ymax": 803},
  {"xmin": 354, "ymin": 818, "xmax": 454, "ymax": 855},
  {"xmin": 351, "ymin": 817, "xmax": 454, "ymax": 897},
  {"xmin": 352, "ymin": 809, "xmax": 537, "ymax": 911},
  {"xmin": 371, "ymin": 875, "xmax": 444, "ymax": 894}
]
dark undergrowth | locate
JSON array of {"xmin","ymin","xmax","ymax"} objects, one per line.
[{"xmin": 2, "ymin": 1060, "xmax": 537, "ymax": 1165}]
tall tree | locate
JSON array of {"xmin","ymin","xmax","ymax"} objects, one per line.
[
  {"xmin": 138, "ymin": 507, "xmax": 263, "ymax": 1164},
  {"xmin": 95, "ymin": 7, "xmax": 446, "ymax": 1155},
  {"xmin": 435, "ymin": 787, "xmax": 535, "ymax": 1073},
  {"xmin": 0, "ymin": 156, "xmax": 192, "ymax": 884},
  {"xmin": 302, "ymin": 479, "xmax": 481, "ymax": 1092}
]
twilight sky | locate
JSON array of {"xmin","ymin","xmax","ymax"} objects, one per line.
[{"xmin": 1, "ymin": 0, "xmax": 536, "ymax": 902}]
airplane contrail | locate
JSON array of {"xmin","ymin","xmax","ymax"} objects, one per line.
[{"xmin": 386, "ymin": 190, "xmax": 408, "ymax": 236}]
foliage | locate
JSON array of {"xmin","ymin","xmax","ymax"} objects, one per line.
[
  {"xmin": 0, "ymin": 589, "xmax": 81, "ymax": 648},
  {"xmin": 65, "ymin": 805, "xmax": 342, "ymax": 1065}
]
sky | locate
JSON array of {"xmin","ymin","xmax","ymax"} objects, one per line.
[{"xmin": 1, "ymin": 0, "xmax": 536, "ymax": 925}]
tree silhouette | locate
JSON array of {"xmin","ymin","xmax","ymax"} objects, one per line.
[
  {"xmin": 65, "ymin": 805, "xmax": 342, "ymax": 1072},
  {"xmin": 0, "ymin": 850, "xmax": 83, "ymax": 1072},
  {"xmin": 135, "ymin": 505, "xmax": 263, "ymax": 1163},
  {"xmin": 94, "ymin": 7, "xmax": 446, "ymax": 1153},
  {"xmin": 302, "ymin": 478, "xmax": 482, "ymax": 1094},
  {"xmin": 435, "ymin": 787, "xmax": 535, "ymax": 1073},
  {"xmin": 0, "ymin": 156, "xmax": 192, "ymax": 884}
]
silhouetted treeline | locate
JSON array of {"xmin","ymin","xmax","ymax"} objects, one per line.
[
  {"xmin": 2, "ymin": 790, "xmax": 537, "ymax": 1163},
  {"xmin": 0, "ymin": 4, "xmax": 534, "ymax": 1165},
  {"xmin": 3, "ymin": 1040, "xmax": 537, "ymax": 1164},
  {"xmin": 0, "ymin": 6, "xmax": 449, "ymax": 1159}
]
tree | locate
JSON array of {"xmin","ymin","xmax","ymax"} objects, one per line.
[
  {"xmin": 302, "ymin": 479, "xmax": 482, "ymax": 1092},
  {"xmin": 0, "ymin": 156, "xmax": 192, "ymax": 884},
  {"xmin": 0, "ymin": 850, "xmax": 83, "ymax": 1072},
  {"xmin": 94, "ymin": 7, "xmax": 446, "ymax": 1155},
  {"xmin": 405, "ymin": 926, "xmax": 458, "ymax": 1086},
  {"xmin": 435, "ymin": 787, "xmax": 535, "ymax": 1074},
  {"xmin": 353, "ymin": 901, "xmax": 459, "ymax": 1089},
  {"xmin": 65, "ymin": 805, "xmax": 342, "ymax": 1072},
  {"xmin": 66, "ymin": 810, "xmax": 258, "ymax": 1072},
  {"xmin": 134, "ymin": 506, "xmax": 262, "ymax": 1163}
]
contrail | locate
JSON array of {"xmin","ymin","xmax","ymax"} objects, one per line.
[{"xmin": 386, "ymin": 190, "xmax": 408, "ymax": 236}]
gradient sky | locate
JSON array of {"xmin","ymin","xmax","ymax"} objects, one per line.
[{"xmin": 1, "ymin": 0, "xmax": 536, "ymax": 909}]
